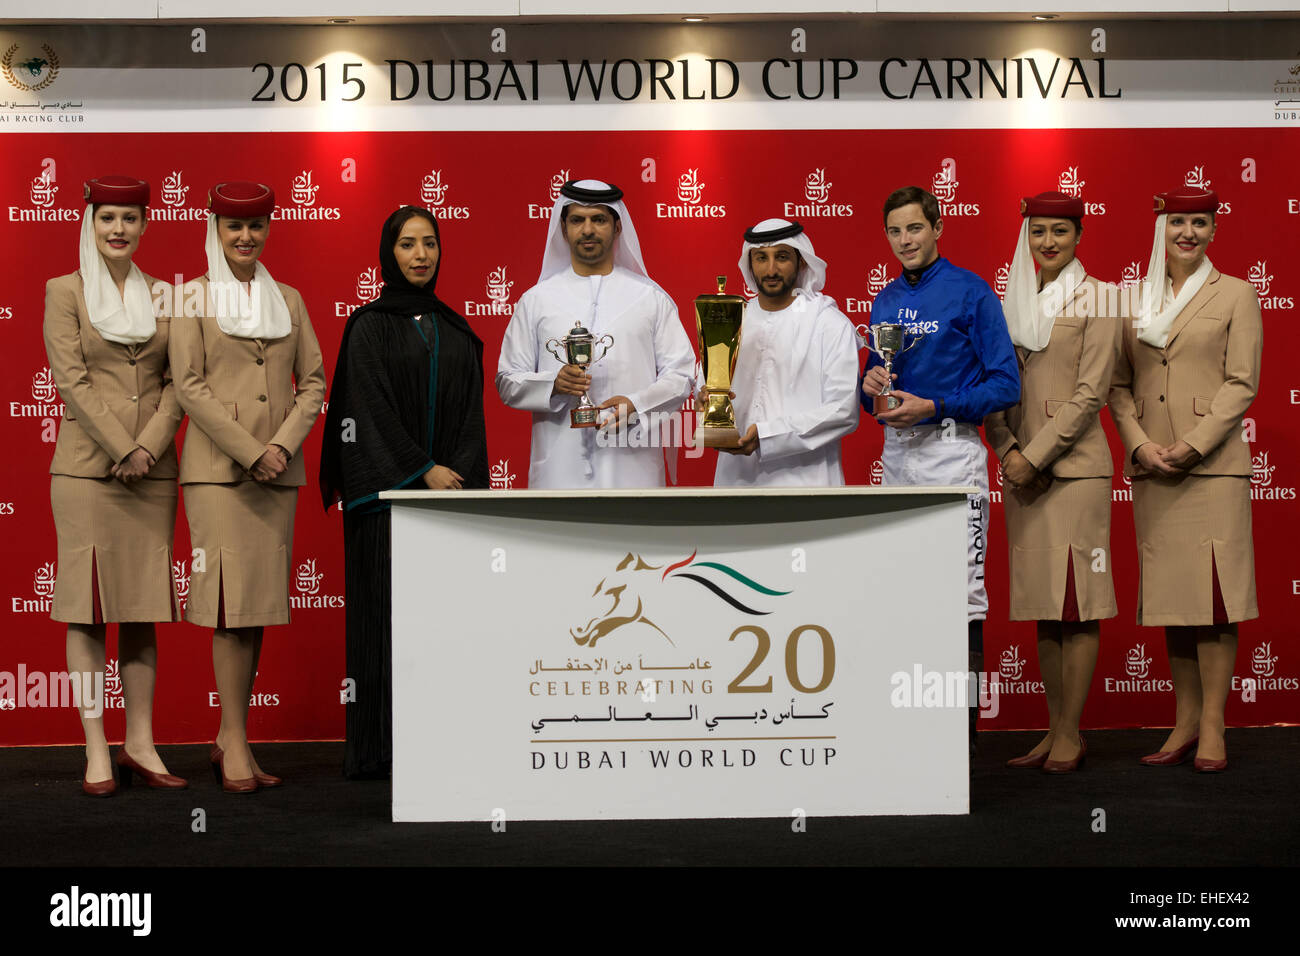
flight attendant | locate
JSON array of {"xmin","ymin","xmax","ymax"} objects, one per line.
[
  {"xmin": 986, "ymin": 190, "xmax": 1120, "ymax": 773},
  {"xmin": 45, "ymin": 175, "xmax": 187, "ymax": 795},
  {"xmin": 1108, "ymin": 186, "xmax": 1261, "ymax": 772},
  {"xmin": 170, "ymin": 181, "xmax": 326, "ymax": 792}
]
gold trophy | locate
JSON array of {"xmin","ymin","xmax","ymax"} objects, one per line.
[{"xmin": 694, "ymin": 276, "xmax": 745, "ymax": 448}]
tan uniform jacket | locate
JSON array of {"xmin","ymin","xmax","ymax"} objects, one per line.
[
  {"xmin": 985, "ymin": 276, "xmax": 1120, "ymax": 478},
  {"xmin": 44, "ymin": 271, "xmax": 181, "ymax": 478},
  {"xmin": 169, "ymin": 275, "xmax": 326, "ymax": 486},
  {"xmin": 1109, "ymin": 269, "xmax": 1262, "ymax": 477}
]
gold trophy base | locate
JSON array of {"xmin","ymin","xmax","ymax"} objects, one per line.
[
  {"xmin": 701, "ymin": 425, "xmax": 742, "ymax": 448},
  {"xmin": 873, "ymin": 393, "xmax": 902, "ymax": 414}
]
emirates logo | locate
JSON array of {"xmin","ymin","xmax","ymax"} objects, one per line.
[
  {"xmin": 33, "ymin": 562, "xmax": 56, "ymax": 599},
  {"xmin": 294, "ymin": 558, "xmax": 324, "ymax": 596},
  {"xmin": 1248, "ymin": 261, "xmax": 1272, "ymax": 298},
  {"xmin": 161, "ymin": 171, "xmax": 189, "ymax": 209},
  {"xmin": 105, "ymin": 657, "xmax": 122, "ymax": 696},
  {"xmin": 1121, "ymin": 261, "xmax": 1145, "ymax": 287},
  {"xmin": 677, "ymin": 168, "xmax": 706, "ymax": 205},
  {"xmin": 1057, "ymin": 166, "xmax": 1085, "ymax": 198},
  {"xmin": 549, "ymin": 170, "xmax": 570, "ymax": 203},
  {"xmin": 868, "ymin": 460, "xmax": 884, "ymax": 486},
  {"xmin": 172, "ymin": 559, "xmax": 190, "ymax": 600},
  {"xmin": 931, "ymin": 159, "xmax": 959, "ymax": 204},
  {"xmin": 1251, "ymin": 451, "xmax": 1276, "ymax": 487},
  {"xmin": 1125, "ymin": 643, "xmax": 1152, "ymax": 678},
  {"xmin": 804, "ymin": 168, "xmax": 832, "ymax": 205},
  {"xmin": 291, "ymin": 170, "xmax": 320, "ymax": 207},
  {"xmin": 994, "ymin": 262, "xmax": 1011, "ymax": 298},
  {"xmin": 998, "ymin": 645, "xmax": 1025, "ymax": 680},
  {"xmin": 29, "ymin": 167, "xmax": 57, "ymax": 208},
  {"xmin": 31, "ymin": 367, "xmax": 57, "ymax": 403},
  {"xmin": 486, "ymin": 266, "xmax": 514, "ymax": 304},
  {"xmin": 490, "ymin": 458, "xmax": 516, "ymax": 490},
  {"xmin": 1250, "ymin": 641, "xmax": 1279, "ymax": 678},
  {"xmin": 866, "ymin": 264, "xmax": 891, "ymax": 296},
  {"xmin": 356, "ymin": 267, "xmax": 381, "ymax": 303},
  {"xmin": 421, "ymin": 170, "xmax": 449, "ymax": 207},
  {"xmin": 1184, "ymin": 166, "xmax": 1212, "ymax": 190}
]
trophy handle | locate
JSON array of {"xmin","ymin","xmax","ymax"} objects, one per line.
[
  {"xmin": 898, "ymin": 330, "xmax": 927, "ymax": 355},
  {"xmin": 545, "ymin": 338, "xmax": 566, "ymax": 364},
  {"xmin": 589, "ymin": 333, "xmax": 615, "ymax": 368}
]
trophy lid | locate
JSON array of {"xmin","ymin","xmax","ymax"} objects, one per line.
[{"xmin": 695, "ymin": 274, "xmax": 745, "ymax": 307}]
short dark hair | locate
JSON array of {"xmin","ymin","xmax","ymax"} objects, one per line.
[{"xmin": 882, "ymin": 187, "xmax": 940, "ymax": 227}]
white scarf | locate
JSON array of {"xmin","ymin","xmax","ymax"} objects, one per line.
[
  {"xmin": 537, "ymin": 180, "xmax": 653, "ymax": 286},
  {"xmin": 1002, "ymin": 219, "xmax": 1085, "ymax": 352},
  {"xmin": 1136, "ymin": 212, "xmax": 1213, "ymax": 349},
  {"xmin": 79, "ymin": 204, "xmax": 156, "ymax": 345},
  {"xmin": 204, "ymin": 214, "xmax": 291, "ymax": 339}
]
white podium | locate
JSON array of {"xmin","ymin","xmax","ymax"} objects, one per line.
[{"xmin": 384, "ymin": 487, "xmax": 974, "ymax": 822}]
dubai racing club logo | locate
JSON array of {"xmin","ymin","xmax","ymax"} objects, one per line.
[
  {"xmin": 29, "ymin": 167, "xmax": 57, "ymax": 208},
  {"xmin": 291, "ymin": 170, "xmax": 320, "ymax": 207},
  {"xmin": 677, "ymin": 168, "xmax": 706, "ymax": 205},
  {"xmin": 1057, "ymin": 166, "xmax": 1085, "ymax": 197},
  {"xmin": 421, "ymin": 169, "xmax": 449, "ymax": 206},
  {"xmin": 161, "ymin": 171, "xmax": 190, "ymax": 208},
  {"xmin": 570, "ymin": 550, "xmax": 792, "ymax": 648},
  {"xmin": 489, "ymin": 458, "xmax": 515, "ymax": 490},
  {"xmin": 2, "ymin": 43, "xmax": 59, "ymax": 93},
  {"xmin": 1125, "ymin": 643, "xmax": 1153, "ymax": 679}
]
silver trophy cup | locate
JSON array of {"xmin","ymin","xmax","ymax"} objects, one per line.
[
  {"xmin": 865, "ymin": 322, "xmax": 926, "ymax": 413},
  {"xmin": 546, "ymin": 321, "xmax": 615, "ymax": 428}
]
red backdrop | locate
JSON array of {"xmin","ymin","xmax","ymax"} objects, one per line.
[{"xmin": 1, "ymin": 128, "xmax": 1296, "ymax": 745}]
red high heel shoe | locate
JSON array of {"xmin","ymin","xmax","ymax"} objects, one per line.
[
  {"xmin": 1042, "ymin": 735, "xmax": 1087, "ymax": 774},
  {"xmin": 252, "ymin": 769, "xmax": 283, "ymax": 788},
  {"xmin": 82, "ymin": 772, "xmax": 117, "ymax": 797},
  {"xmin": 1139, "ymin": 737, "xmax": 1198, "ymax": 766},
  {"xmin": 1006, "ymin": 750, "xmax": 1049, "ymax": 769},
  {"xmin": 209, "ymin": 743, "xmax": 258, "ymax": 794},
  {"xmin": 116, "ymin": 749, "xmax": 188, "ymax": 790}
]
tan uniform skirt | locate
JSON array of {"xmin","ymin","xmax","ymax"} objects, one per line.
[
  {"xmin": 182, "ymin": 482, "xmax": 297, "ymax": 628},
  {"xmin": 1131, "ymin": 474, "xmax": 1257, "ymax": 627},
  {"xmin": 50, "ymin": 475, "xmax": 178, "ymax": 624},
  {"xmin": 1003, "ymin": 476, "xmax": 1117, "ymax": 622}
]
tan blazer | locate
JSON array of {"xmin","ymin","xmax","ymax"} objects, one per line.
[
  {"xmin": 985, "ymin": 276, "xmax": 1120, "ymax": 478},
  {"xmin": 1109, "ymin": 269, "xmax": 1261, "ymax": 478},
  {"xmin": 44, "ymin": 271, "xmax": 182, "ymax": 479},
  {"xmin": 169, "ymin": 275, "xmax": 326, "ymax": 486}
]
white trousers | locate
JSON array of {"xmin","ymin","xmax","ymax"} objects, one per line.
[{"xmin": 881, "ymin": 423, "xmax": 989, "ymax": 622}]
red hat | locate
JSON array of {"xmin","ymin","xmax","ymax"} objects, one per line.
[
  {"xmin": 83, "ymin": 175, "xmax": 150, "ymax": 208},
  {"xmin": 1019, "ymin": 190, "xmax": 1083, "ymax": 219},
  {"xmin": 1154, "ymin": 187, "xmax": 1218, "ymax": 215},
  {"xmin": 208, "ymin": 181, "xmax": 275, "ymax": 217}
]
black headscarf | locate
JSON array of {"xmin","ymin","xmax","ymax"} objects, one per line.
[{"xmin": 319, "ymin": 205, "xmax": 484, "ymax": 510}]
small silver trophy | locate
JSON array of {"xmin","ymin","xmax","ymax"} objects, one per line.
[
  {"xmin": 865, "ymin": 323, "xmax": 927, "ymax": 413},
  {"xmin": 546, "ymin": 321, "xmax": 615, "ymax": 428}
]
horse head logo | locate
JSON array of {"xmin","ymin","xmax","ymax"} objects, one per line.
[
  {"xmin": 421, "ymin": 170, "xmax": 449, "ymax": 206},
  {"xmin": 571, "ymin": 553, "xmax": 672, "ymax": 648},
  {"xmin": 677, "ymin": 168, "xmax": 705, "ymax": 206},
  {"xmin": 804, "ymin": 168, "xmax": 832, "ymax": 205}
]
